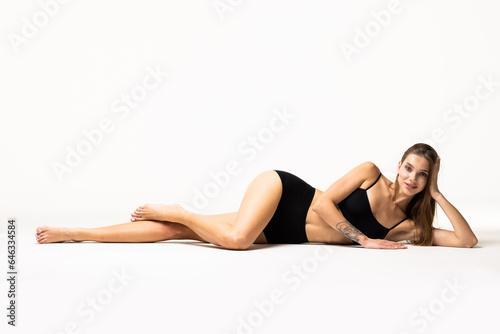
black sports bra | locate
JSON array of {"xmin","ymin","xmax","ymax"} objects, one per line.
[{"xmin": 337, "ymin": 173, "xmax": 407, "ymax": 245}]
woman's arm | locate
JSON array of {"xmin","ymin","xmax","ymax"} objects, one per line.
[
  {"xmin": 429, "ymin": 156, "xmax": 478, "ymax": 248},
  {"xmin": 313, "ymin": 162, "xmax": 407, "ymax": 249}
]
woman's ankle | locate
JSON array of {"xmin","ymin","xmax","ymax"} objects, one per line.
[{"xmin": 72, "ymin": 228, "xmax": 86, "ymax": 241}]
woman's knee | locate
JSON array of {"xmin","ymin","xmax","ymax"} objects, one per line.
[{"xmin": 219, "ymin": 229, "xmax": 253, "ymax": 250}]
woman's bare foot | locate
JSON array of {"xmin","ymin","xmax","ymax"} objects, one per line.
[
  {"xmin": 130, "ymin": 204, "xmax": 184, "ymax": 222},
  {"xmin": 35, "ymin": 226, "xmax": 80, "ymax": 244}
]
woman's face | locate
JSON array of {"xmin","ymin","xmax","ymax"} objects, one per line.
[{"xmin": 397, "ymin": 154, "xmax": 430, "ymax": 195}]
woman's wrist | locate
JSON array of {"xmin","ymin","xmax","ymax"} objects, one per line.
[
  {"xmin": 431, "ymin": 191, "xmax": 443, "ymax": 201},
  {"xmin": 358, "ymin": 235, "xmax": 369, "ymax": 246}
]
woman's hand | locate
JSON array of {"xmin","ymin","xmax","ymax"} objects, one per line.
[
  {"xmin": 429, "ymin": 155, "xmax": 442, "ymax": 199},
  {"xmin": 361, "ymin": 238, "xmax": 407, "ymax": 249}
]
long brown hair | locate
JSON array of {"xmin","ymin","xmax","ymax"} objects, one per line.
[{"xmin": 394, "ymin": 143, "xmax": 438, "ymax": 246}]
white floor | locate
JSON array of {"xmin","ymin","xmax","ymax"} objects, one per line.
[{"xmin": 1, "ymin": 213, "xmax": 499, "ymax": 334}]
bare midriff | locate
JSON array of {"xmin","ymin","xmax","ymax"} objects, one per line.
[{"xmin": 304, "ymin": 189, "xmax": 355, "ymax": 245}]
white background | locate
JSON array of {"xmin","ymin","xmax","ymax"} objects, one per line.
[
  {"xmin": 1, "ymin": 1, "xmax": 500, "ymax": 334},
  {"xmin": 1, "ymin": 0, "xmax": 499, "ymax": 220}
]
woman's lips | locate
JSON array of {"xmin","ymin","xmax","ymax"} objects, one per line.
[{"xmin": 405, "ymin": 183, "xmax": 417, "ymax": 190}]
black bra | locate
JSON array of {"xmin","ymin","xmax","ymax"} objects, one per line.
[{"xmin": 337, "ymin": 173, "xmax": 407, "ymax": 244}]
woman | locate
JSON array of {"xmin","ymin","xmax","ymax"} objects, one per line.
[{"xmin": 35, "ymin": 143, "xmax": 478, "ymax": 249}]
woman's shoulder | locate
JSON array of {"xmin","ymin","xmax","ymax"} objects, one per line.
[
  {"xmin": 357, "ymin": 161, "xmax": 380, "ymax": 173},
  {"xmin": 355, "ymin": 161, "xmax": 382, "ymax": 189},
  {"xmin": 318, "ymin": 161, "xmax": 381, "ymax": 203}
]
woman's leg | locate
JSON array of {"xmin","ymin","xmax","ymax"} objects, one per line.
[
  {"xmin": 131, "ymin": 170, "xmax": 282, "ymax": 250},
  {"xmin": 35, "ymin": 220, "xmax": 204, "ymax": 244}
]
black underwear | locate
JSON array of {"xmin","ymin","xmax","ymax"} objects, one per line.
[{"xmin": 262, "ymin": 170, "xmax": 316, "ymax": 244}]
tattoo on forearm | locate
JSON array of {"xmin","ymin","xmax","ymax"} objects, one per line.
[{"xmin": 336, "ymin": 220, "xmax": 365, "ymax": 243}]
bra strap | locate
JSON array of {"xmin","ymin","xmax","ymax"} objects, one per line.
[
  {"xmin": 389, "ymin": 218, "xmax": 407, "ymax": 230},
  {"xmin": 366, "ymin": 173, "xmax": 382, "ymax": 190}
]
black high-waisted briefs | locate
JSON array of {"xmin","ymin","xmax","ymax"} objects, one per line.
[{"xmin": 263, "ymin": 170, "xmax": 316, "ymax": 244}]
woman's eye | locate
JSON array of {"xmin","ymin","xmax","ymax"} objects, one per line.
[
  {"xmin": 420, "ymin": 173, "xmax": 427, "ymax": 177},
  {"xmin": 405, "ymin": 166, "xmax": 411, "ymax": 171}
]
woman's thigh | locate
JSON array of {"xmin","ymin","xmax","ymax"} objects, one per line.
[{"xmin": 232, "ymin": 170, "xmax": 282, "ymax": 244}]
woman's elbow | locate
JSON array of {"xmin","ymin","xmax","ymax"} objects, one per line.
[
  {"xmin": 459, "ymin": 237, "xmax": 478, "ymax": 248},
  {"xmin": 463, "ymin": 237, "xmax": 478, "ymax": 248},
  {"xmin": 312, "ymin": 198, "xmax": 322, "ymax": 213}
]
